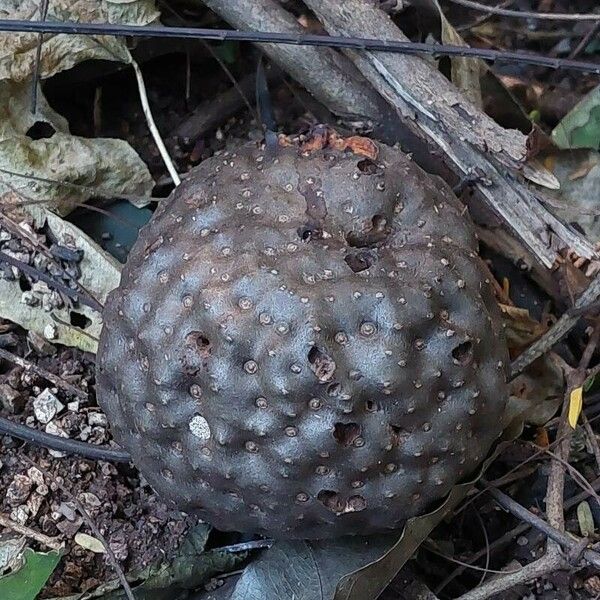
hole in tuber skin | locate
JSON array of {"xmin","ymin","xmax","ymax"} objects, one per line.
[
  {"xmin": 308, "ymin": 346, "xmax": 336, "ymax": 382},
  {"xmin": 345, "ymin": 215, "xmax": 390, "ymax": 249},
  {"xmin": 344, "ymin": 250, "xmax": 374, "ymax": 273},
  {"xmin": 451, "ymin": 341, "xmax": 474, "ymax": 366},
  {"xmin": 356, "ymin": 158, "xmax": 382, "ymax": 175},
  {"xmin": 365, "ymin": 399, "xmax": 379, "ymax": 412},
  {"xmin": 317, "ymin": 490, "xmax": 367, "ymax": 514},
  {"xmin": 317, "ymin": 490, "xmax": 345, "ymax": 513},
  {"xmin": 333, "ymin": 422, "xmax": 361, "ymax": 447},
  {"xmin": 185, "ymin": 331, "xmax": 211, "ymax": 358},
  {"xmin": 389, "ymin": 425, "xmax": 410, "ymax": 447}
]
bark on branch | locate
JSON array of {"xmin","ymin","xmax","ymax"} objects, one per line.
[
  {"xmin": 200, "ymin": 0, "xmax": 387, "ymax": 126},
  {"xmin": 301, "ymin": 0, "xmax": 596, "ymax": 268}
]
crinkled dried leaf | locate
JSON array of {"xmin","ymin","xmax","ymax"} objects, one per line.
[
  {"xmin": 553, "ymin": 84, "xmax": 600, "ymax": 150},
  {"xmin": 0, "ymin": 80, "xmax": 153, "ymax": 215},
  {"xmin": 0, "ymin": 548, "xmax": 61, "ymax": 600},
  {"xmin": 0, "ymin": 0, "xmax": 159, "ymax": 83},
  {"xmin": 0, "ymin": 204, "xmax": 121, "ymax": 354},
  {"xmin": 229, "ymin": 536, "xmax": 397, "ymax": 600},
  {"xmin": 542, "ymin": 149, "xmax": 600, "ymax": 240},
  {"xmin": 508, "ymin": 356, "xmax": 564, "ymax": 427},
  {"xmin": 411, "ymin": 0, "xmax": 483, "ymax": 107}
]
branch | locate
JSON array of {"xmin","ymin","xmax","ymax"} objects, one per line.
[
  {"xmin": 301, "ymin": 0, "xmax": 597, "ymax": 268},
  {"xmin": 199, "ymin": 0, "xmax": 387, "ymax": 125},
  {"xmin": 446, "ymin": 0, "xmax": 600, "ymax": 21},
  {"xmin": 0, "ymin": 347, "xmax": 88, "ymax": 400},
  {"xmin": 486, "ymin": 486, "xmax": 600, "ymax": 569},
  {"xmin": 510, "ymin": 270, "xmax": 600, "ymax": 377}
]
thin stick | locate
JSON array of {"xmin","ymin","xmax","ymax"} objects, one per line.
[
  {"xmin": 446, "ymin": 0, "xmax": 600, "ymax": 21},
  {"xmin": 0, "ymin": 20, "xmax": 598, "ymax": 74},
  {"xmin": 455, "ymin": 550, "xmax": 567, "ymax": 600},
  {"xmin": 582, "ymin": 414, "xmax": 600, "ymax": 474},
  {"xmin": 510, "ymin": 271, "xmax": 600, "ymax": 378},
  {"xmin": 485, "ymin": 486, "xmax": 600, "ymax": 569},
  {"xmin": 30, "ymin": 0, "xmax": 50, "ymax": 114},
  {"xmin": 0, "ymin": 347, "xmax": 88, "ymax": 400},
  {"xmin": 131, "ymin": 59, "xmax": 180, "ymax": 186},
  {"xmin": 437, "ymin": 476, "xmax": 600, "ymax": 594},
  {"xmin": 25, "ymin": 457, "xmax": 135, "ymax": 600},
  {"xmin": 0, "ymin": 249, "xmax": 103, "ymax": 313},
  {"xmin": 0, "ymin": 511, "xmax": 62, "ymax": 550},
  {"xmin": 569, "ymin": 21, "xmax": 600, "ymax": 60}
]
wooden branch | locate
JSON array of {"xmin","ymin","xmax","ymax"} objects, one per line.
[
  {"xmin": 302, "ymin": 0, "xmax": 597, "ymax": 268},
  {"xmin": 200, "ymin": 0, "xmax": 387, "ymax": 126},
  {"xmin": 510, "ymin": 269, "xmax": 600, "ymax": 377}
]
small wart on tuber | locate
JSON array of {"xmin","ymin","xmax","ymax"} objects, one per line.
[{"xmin": 96, "ymin": 131, "xmax": 509, "ymax": 539}]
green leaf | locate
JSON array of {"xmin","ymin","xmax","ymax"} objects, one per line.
[
  {"xmin": 577, "ymin": 501, "xmax": 595, "ymax": 537},
  {"xmin": 0, "ymin": 548, "xmax": 61, "ymax": 600},
  {"xmin": 552, "ymin": 84, "xmax": 600, "ymax": 150}
]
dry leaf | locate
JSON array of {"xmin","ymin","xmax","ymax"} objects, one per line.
[
  {"xmin": 74, "ymin": 533, "xmax": 106, "ymax": 554},
  {"xmin": 0, "ymin": 203, "xmax": 121, "ymax": 354},
  {"xmin": 0, "ymin": 80, "xmax": 153, "ymax": 215},
  {"xmin": 0, "ymin": 0, "xmax": 159, "ymax": 83}
]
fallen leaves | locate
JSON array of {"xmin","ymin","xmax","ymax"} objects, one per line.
[{"xmin": 0, "ymin": 81, "xmax": 153, "ymax": 216}]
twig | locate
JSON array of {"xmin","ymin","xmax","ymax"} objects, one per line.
[
  {"xmin": 456, "ymin": 0, "xmax": 515, "ymax": 32},
  {"xmin": 0, "ymin": 347, "xmax": 87, "ymax": 400},
  {"xmin": 424, "ymin": 541, "xmax": 521, "ymax": 574},
  {"xmin": 217, "ymin": 539, "xmax": 274, "ymax": 553},
  {"xmin": 436, "ymin": 476, "xmax": 600, "ymax": 594},
  {"xmin": 131, "ymin": 59, "xmax": 181, "ymax": 186},
  {"xmin": 582, "ymin": 413, "xmax": 600, "ymax": 474},
  {"xmin": 446, "ymin": 0, "xmax": 600, "ymax": 21},
  {"xmin": 0, "ymin": 415, "xmax": 131, "ymax": 462},
  {"xmin": 455, "ymin": 550, "xmax": 567, "ymax": 600},
  {"xmin": 0, "ymin": 19, "xmax": 596, "ymax": 74},
  {"xmin": 485, "ymin": 486, "xmax": 600, "ymax": 569},
  {"xmin": 0, "ymin": 510, "xmax": 62, "ymax": 550},
  {"xmin": 569, "ymin": 21, "xmax": 600, "ymax": 59},
  {"xmin": 30, "ymin": 0, "xmax": 49, "ymax": 114},
  {"xmin": 0, "ymin": 249, "xmax": 103, "ymax": 313},
  {"xmin": 25, "ymin": 457, "xmax": 135, "ymax": 600},
  {"xmin": 510, "ymin": 271, "xmax": 600, "ymax": 378}
]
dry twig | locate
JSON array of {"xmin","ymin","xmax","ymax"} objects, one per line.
[
  {"xmin": 446, "ymin": 0, "xmax": 600, "ymax": 21},
  {"xmin": 24, "ymin": 457, "xmax": 135, "ymax": 600},
  {"xmin": 0, "ymin": 511, "xmax": 62, "ymax": 551},
  {"xmin": 0, "ymin": 347, "xmax": 88, "ymax": 400}
]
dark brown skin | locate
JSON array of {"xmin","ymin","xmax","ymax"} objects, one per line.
[{"xmin": 96, "ymin": 134, "xmax": 509, "ymax": 539}]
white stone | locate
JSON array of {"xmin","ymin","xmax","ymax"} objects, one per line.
[
  {"xmin": 88, "ymin": 412, "xmax": 107, "ymax": 427},
  {"xmin": 33, "ymin": 389, "xmax": 64, "ymax": 424},
  {"xmin": 189, "ymin": 415, "xmax": 211, "ymax": 440},
  {"xmin": 43, "ymin": 323, "xmax": 57, "ymax": 340}
]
